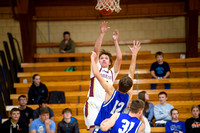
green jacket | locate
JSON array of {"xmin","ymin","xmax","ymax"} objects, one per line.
[{"xmin": 59, "ymin": 39, "xmax": 75, "ymax": 53}]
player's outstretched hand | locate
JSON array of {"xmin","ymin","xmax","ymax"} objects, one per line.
[
  {"xmin": 91, "ymin": 51, "xmax": 97, "ymax": 61},
  {"xmin": 112, "ymin": 29, "xmax": 119, "ymax": 41},
  {"xmin": 100, "ymin": 21, "xmax": 110, "ymax": 34},
  {"xmin": 128, "ymin": 40, "xmax": 141, "ymax": 55}
]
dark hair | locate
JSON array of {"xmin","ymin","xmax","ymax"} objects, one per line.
[
  {"xmin": 38, "ymin": 99, "xmax": 48, "ymax": 105},
  {"xmin": 99, "ymin": 49, "xmax": 113, "ymax": 67},
  {"xmin": 32, "ymin": 74, "xmax": 40, "ymax": 80},
  {"xmin": 10, "ymin": 108, "xmax": 20, "ymax": 115},
  {"xmin": 155, "ymin": 51, "xmax": 164, "ymax": 58},
  {"xmin": 62, "ymin": 108, "xmax": 72, "ymax": 114},
  {"xmin": 191, "ymin": 105, "xmax": 199, "ymax": 112},
  {"xmin": 170, "ymin": 108, "xmax": 179, "ymax": 115},
  {"xmin": 130, "ymin": 99, "xmax": 145, "ymax": 113},
  {"xmin": 18, "ymin": 95, "xmax": 27, "ymax": 101},
  {"xmin": 138, "ymin": 91, "xmax": 149, "ymax": 113},
  {"xmin": 118, "ymin": 76, "xmax": 133, "ymax": 93},
  {"xmin": 63, "ymin": 31, "xmax": 70, "ymax": 36},
  {"xmin": 158, "ymin": 91, "xmax": 167, "ymax": 97}
]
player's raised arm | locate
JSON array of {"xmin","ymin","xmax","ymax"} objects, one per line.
[
  {"xmin": 127, "ymin": 41, "xmax": 141, "ymax": 97},
  {"xmin": 128, "ymin": 40, "xmax": 141, "ymax": 79},
  {"xmin": 100, "ymin": 113, "xmax": 119, "ymax": 131},
  {"xmin": 91, "ymin": 51, "xmax": 114, "ymax": 95},
  {"xmin": 94, "ymin": 21, "xmax": 110, "ymax": 63},
  {"xmin": 112, "ymin": 29, "xmax": 122, "ymax": 73}
]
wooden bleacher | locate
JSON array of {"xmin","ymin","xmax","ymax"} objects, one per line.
[
  {"xmin": 34, "ymin": 51, "xmax": 152, "ymax": 62},
  {"xmin": 8, "ymin": 52, "xmax": 200, "ymax": 133},
  {"xmin": 18, "ymin": 67, "xmax": 200, "ymax": 82},
  {"xmin": 21, "ymin": 58, "xmax": 200, "ymax": 72},
  {"xmin": 14, "ymin": 78, "xmax": 200, "ymax": 94},
  {"xmin": 10, "ymin": 89, "xmax": 200, "ymax": 104}
]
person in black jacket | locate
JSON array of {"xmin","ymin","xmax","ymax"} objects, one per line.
[
  {"xmin": 1, "ymin": 108, "xmax": 27, "ymax": 133},
  {"xmin": 28, "ymin": 74, "xmax": 48, "ymax": 104},
  {"xmin": 185, "ymin": 105, "xmax": 200, "ymax": 133},
  {"xmin": 57, "ymin": 108, "xmax": 79, "ymax": 133}
]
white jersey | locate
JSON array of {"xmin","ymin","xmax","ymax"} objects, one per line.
[{"xmin": 87, "ymin": 61, "xmax": 118, "ymax": 103}]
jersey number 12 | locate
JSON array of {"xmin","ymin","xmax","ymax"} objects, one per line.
[{"xmin": 110, "ymin": 100, "xmax": 125, "ymax": 114}]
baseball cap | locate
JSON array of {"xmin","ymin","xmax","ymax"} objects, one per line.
[{"xmin": 40, "ymin": 107, "xmax": 49, "ymax": 114}]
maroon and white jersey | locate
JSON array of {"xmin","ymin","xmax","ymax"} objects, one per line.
[{"xmin": 87, "ymin": 61, "xmax": 118, "ymax": 103}]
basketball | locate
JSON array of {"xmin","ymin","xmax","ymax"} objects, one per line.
[
  {"xmin": 98, "ymin": 0, "xmax": 114, "ymax": 15},
  {"xmin": 99, "ymin": 9, "xmax": 113, "ymax": 15}
]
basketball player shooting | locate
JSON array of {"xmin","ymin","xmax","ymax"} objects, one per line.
[{"xmin": 84, "ymin": 21, "xmax": 122, "ymax": 133}]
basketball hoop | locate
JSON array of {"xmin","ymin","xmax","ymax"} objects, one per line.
[{"xmin": 95, "ymin": 0, "xmax": 121, "ymax": 15}]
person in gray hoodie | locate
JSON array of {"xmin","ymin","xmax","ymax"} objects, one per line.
[{"xmin": 154, "ymin": 91, "xmax": 174, "ymax": 127}]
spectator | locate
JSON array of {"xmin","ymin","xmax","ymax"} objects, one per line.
[
  {"xmin": 185, "ymin": 105, "xmax": 200, "ymax": 133},
  {"xmin": 29, "ymin": 107, "xmax": 56, "ymax": 133},
  {"xmin": 28, "ymin": 74, "xmax": 48, "ymax": 104},
  {"xmin": 57, "ymin": 108, "xmax": 79, "ymax": 133},
  {"xmin": 1, "ymin": 108, "xmax": 27, "ymax": 133},
  {"xmin": 154, "ymin": 91, "xmax": 174, "ymax": 127},
  {"xmin": 165, "ymin": 108, "xmax": 185, "ymax": 133},
  {"xmin": 18, "ymin": 95, "xmax": 33, "ymax": 128},
  {"xmin": 100, "ymin": 99, "xmax": 145, "ymax": 133},
  {"xmin": 33, "ymin": 99, "xmax": 55, "ymax": 121},
  {"xmin": 59, "ymin": 31, "xmax": 75, "ymax": 62},
  {"xmin": 138, "ymin": 91, "xmax": 154, "ymax": 126},
  {"xmin": 150, "ymin": 51, "xmax": 171, "ymax": 89}
]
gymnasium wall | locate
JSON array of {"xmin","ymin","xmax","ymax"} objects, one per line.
[
  {"xmin": 36, "ymin": 16, "xmax": 186, "ymax": 54},
  {"xmin": 0, "ymin": 7, "xmax": 22, "ymax": 61},
  {"xmin": 0, "ymin": 6, "xmax": 200, "ymax": 56}
]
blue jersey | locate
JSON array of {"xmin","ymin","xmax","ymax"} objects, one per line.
[
  {"xmin": 165, "ymin": 121, "xmax": 185, "ymax": 133},
  {"xmin": 111, "ymin": 113, "xmax": 142, "ymax": 133},
  {"xmin": 95, "ymin": 90, "xmax": 129, "ymax": 126}
]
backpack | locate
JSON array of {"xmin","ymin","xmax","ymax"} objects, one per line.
[
  {"xmin": 48, "ymin": 91, "xmax": 65, "ymax": 104},
  {"xmin": 65, "ymin": 66, "xmax": 77, "ymax": 72}
]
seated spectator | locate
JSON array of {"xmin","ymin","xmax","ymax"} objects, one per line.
[
  {"xmin": 138, "ymin": 91, "xmax": 154, "ymax": 126},
  {"xmin": 18, "ymin": 95, "xmax": 33, "ymax": 128},
  {"xmin": 150, "ymin": 51, "xmax": 171, "ymax": 89},
  {"xmin": 165, "ymin": 108, "xmax": 185, "ymax": 133},
  {"xmin": 59, "ymin": 31, "xmax": 75, "ymax": 62},
  {"xmin": 33, "ymin": 99, "xmax": 54, "ymax": 121},
  {"xmin": 1, "ymin": 108, "xmax": 27, "ymax": 133},
  {"xmin": 57, "ymin": 108, "xmax": 79, "ymax": 133},
  {"xmin": 29, "ymin": 107, "xmax": 56, "ymax": 133},
  {"xmin": 28, "ymin": 74, "xmax": 48, "ymax": 104},
  {"xmin": 154, "ymin": 91, "xmax": 174, "ymax": 127},
  {"xmin": 185, "ymin": 105, "xmax": 200, "ymax": 133}
]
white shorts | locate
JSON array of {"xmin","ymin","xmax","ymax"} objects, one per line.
[{"xmin": 83, "ymin": 98, "xmax": 103, "ymax": 129}]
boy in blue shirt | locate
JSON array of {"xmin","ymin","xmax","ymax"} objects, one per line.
[
  {"xmin": 100, "ymin": 99, "xmax": 145, "ymax": 133},
  {"xmin": 29, "ymin": 107, "xmax": 56, "ymax": 133},
  {"xmin": 165, "ymin": 108, "xmax": 185, "ymax": 133},
  {"xmin": 92, "ymin": 40, "xmax": 141, "ymax": 133}
]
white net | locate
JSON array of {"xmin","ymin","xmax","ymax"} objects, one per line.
[{"xmin": 95, "ymin": 0, "xmax": 121, "ymax": 13}]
